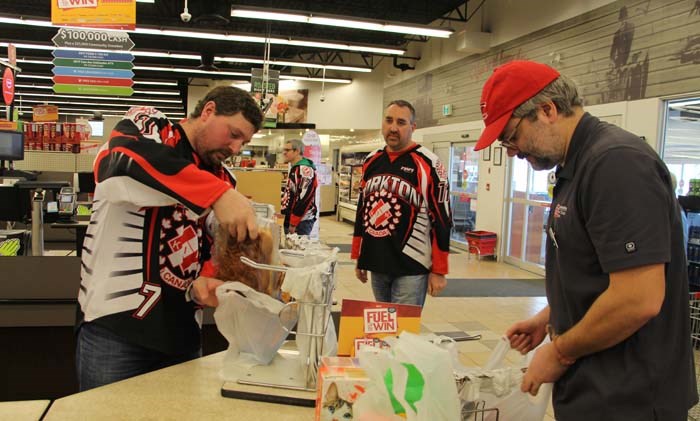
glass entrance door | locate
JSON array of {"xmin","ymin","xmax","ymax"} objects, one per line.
[
  {"xmin": 504, "ymin": 157, "xmax": 551, "ymax": 274},
  {"xmin": 449, "ymin": 142, "xmax": 478, "ymax": 248}
]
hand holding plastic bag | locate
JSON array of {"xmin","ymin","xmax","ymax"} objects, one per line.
[
  {"xmin": 459, "ymin": 336, "xmax": 552, "ymax": 421},
  {"xmin": 214, "ymin": 281, "xmax": 296, "ymax": 376}
]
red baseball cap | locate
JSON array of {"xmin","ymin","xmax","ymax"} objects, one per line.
[{"xmin": 474, "ymin": 60, "xmax": 560, "ymax": 151}]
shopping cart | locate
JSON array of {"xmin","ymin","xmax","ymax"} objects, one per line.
[{"xmin": 689, "ymin": 292, "xmax": 700, "ymax": 421}]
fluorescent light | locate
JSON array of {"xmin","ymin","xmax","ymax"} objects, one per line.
[
  {"xmin": 309, "ymin": 17, "xmax": 383, "ymax": 31},
  {"xmin": 16, "ymin": 92, "xmax": 182, "ymax": 103},
  {"xmin": 17, "ymin": 82, "xmax": 180, "ymax": 96},
  {"xmin": 21, "ymin": 98, "xmax": 183, "ymax": 110},
  {"xmin": 133, "ymin": 65, "xmax": 250, "ymax": 77},
  {"xmin": 230, "ymin": 10, "xmax": 308, "ymax": 23},
  {"xmin": 18, "ymin": 104, "xmax": 185, "ymax": 116},
  {"xmin": 231, "ymin": 8, "xmax": 453, "ymax": 38},
  {"xmin": 0, "ymin": 16, "xmax": 405, "ymax": 55},
  {"xmin": 214, "ymin": 56, "xmax": 372, "ymax": 73},
  {"xmin": 136, "ymin": 0, "xmax": 155, "ymax": 3},
  {"xmin": 17, "ymin": 73, "xmax": 178, "ymax": 86},
  {"xmin": 2, "ymin": 42, "xmax": 372, "ymax": 73},
  {"xmin": 12, "ymin": 50, "xmax": 353, "ymax": 83}
]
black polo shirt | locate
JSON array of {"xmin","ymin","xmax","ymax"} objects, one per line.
[{"xmin": 546, "ymin": 113, "xmax": 697, "ymax": 420}]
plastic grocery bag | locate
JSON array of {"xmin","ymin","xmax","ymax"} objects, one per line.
[
  {"xmin": 354, "ymin": 332, "xmax": 461, "ymax": 421},
  {"xmin": 279, "ymin": 247, "xmax": 339, "ymax": 384},
  {"xmin": 455, "ymin": 336, "xmax": 552, "ymax": 421},
  {"xmin": 214, "ymin": 281, "xmax": 297, "ymax": 380}
]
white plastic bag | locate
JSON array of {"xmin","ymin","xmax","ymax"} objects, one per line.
[
  {"xmin": 354, "ymin": 332, "xmax": 462, "ymax": 421},
  {"xmin": 279, "ymin": 248, "xmax": 339, "ymax": 384},
  {"xmin": 457, "ymin": 336, "xmax": 552, "ymax": 421},
  {"xmin": 214, "ymin": 281, "xmax": 296, "ymax": 370}
]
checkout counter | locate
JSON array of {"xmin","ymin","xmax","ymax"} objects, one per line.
[{"xmin": 43, "ymin": 350, "xmax": 314, "ymax": 420}]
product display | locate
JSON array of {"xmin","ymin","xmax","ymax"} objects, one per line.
[{"xmin": 22, "ymin": 122, "xmax": 88, "ymax": 153}]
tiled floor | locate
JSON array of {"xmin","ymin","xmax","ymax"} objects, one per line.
[{"xmin": 320, "ymin": 216, "xmax": 556, "ymax": 420}]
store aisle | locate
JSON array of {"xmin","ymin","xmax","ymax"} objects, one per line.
[{"xmin": 319, "ymin": 216, "xmax": 556, "ymax": 420}]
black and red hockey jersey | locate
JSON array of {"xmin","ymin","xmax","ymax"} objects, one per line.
[
  {"xmin": 281, "ymin": 157, "xmax": 318, "ymax": 227},
  {"xmin": 351, "ymin": 143, "xmax": 451, "ymax": 276},
  {"xmin": 78, "ymin": 107, "xmax": 235, "ymax": 355}
]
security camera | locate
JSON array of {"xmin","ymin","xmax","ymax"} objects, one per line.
[
  {"xmin": 180, "ymin": 11, "xmax": 192, "ymax": 22},
  {"xmin": 319, "ymin": 95, "xmax": 325, "ymax": 103}
]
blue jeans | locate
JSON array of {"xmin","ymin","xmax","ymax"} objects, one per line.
[
  {"xmin": 370, "ymin": 272, "xmax": 429, "ymax": 307},
  {"xmin": 76, "ymin": 322, "xmax": 201, "ymax": 391},
  {"xmin": 284, "ymin": 218, "xmax": 316, "ymax": 236}
]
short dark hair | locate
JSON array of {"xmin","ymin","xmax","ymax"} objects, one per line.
[
  {"xmin": 190, "ymin": 86, "xmax": 264, "ymax": 131},
  {"xmin": 386, "ymin": 99, "xmax": 416, "ymax": 123}
]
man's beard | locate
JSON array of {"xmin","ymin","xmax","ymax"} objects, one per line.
[
  {"xmin": 201, "ymin": 149, "xmax": 230, "ymax": 168},
  {"xmin": 518, "ymin": 152, "xmax": 559, "ymax": 171}
]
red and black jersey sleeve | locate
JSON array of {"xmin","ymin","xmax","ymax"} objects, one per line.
[
  {"xmin": 415, "ymin": 147, "xmax": 452, "ymax": 274},
  {"xmin": 94, "ymin": 108, "xmax": 231, "ymax": 215}
]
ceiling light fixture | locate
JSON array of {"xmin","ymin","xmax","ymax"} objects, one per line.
[
  {"xmin": 16, "ymin": 105, "xmax": 186, "ymax": 117},
  {"xmin": 16, "ymin": 91, "xmax": 182, "ymax": 103},
  {"xmin": 2, "ymin": 42, "xmax": 372, "ymax": 73},
  {"xmin": 0, "ymin": 16, "xmax": 405, "ymax": 55},
  {"xmin": 20, "ymin": 98, "xmax": 183, "ymax": 110},
  {"xmin": 16, "ymin": 80, "xmax": 179, "ymax": 96},
  {"xmin": 231, "ymin": 8, "xmax": 453, "ymax": 38},
  {"xmin": 14, "ymin": 57, "xmax": 353, "ymax": 84},
  {"xmin": 16, "ymin": 73, "xmax": 178, "ymax": 86}
]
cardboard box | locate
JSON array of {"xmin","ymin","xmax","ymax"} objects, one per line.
[{"xmin": 315, "ymin": 357, "xmax": 368, "ymax": 421}]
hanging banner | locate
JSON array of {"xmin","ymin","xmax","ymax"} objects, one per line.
[{"xmin": 52, "ymin": 0, "xmax": 136, "ymax": 30}]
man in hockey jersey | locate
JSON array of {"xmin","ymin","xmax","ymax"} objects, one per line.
[
  {"xmin": 281, "ymin": 138, "xmax": 318, "ymax": 235},
  {"xmin": 76, "ymin": 86, "xmax": 263, "ymax": 390},
  {"xmin": 351, "ymin": 100, "xmax": 452, "ymax": 306}
]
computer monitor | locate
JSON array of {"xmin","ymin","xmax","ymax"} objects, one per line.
[
  {"xmin": 0, "ymin": 130, "xmax": 24, "ymax": 161},
  {"xmin": 88, "ymin": 120, "xmax": 104, "ymax": 137}
]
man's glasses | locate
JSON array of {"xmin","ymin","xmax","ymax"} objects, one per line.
[
  {"xmin": 283, "ymin": 148, "xmax": 294, "ymax": 152},
  {"xmin": 498, "ymin": 118, "xmax": 523, "ymax": 149}
]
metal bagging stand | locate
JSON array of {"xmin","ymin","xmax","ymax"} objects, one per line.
[{"xmin": 220, "ymin": 246, "xmax": 338, "ymax": 406}]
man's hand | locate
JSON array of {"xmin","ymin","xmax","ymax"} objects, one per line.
[
  {"xmin": 289, "ymin": 225, "xmax": 296, "ymax": 234},
  {"xmin": 212, "ymin": 189, "xmax": 258, "ymax": 242},
  {"xmin": 355, "ymin": 266, "xmax": 368, "ymax": 283},
  {"xmin": 427, "ymin": 273, "xmax": 447, "ymax": 296},
  {"xmin": 190, "ymin": 276, "xmax": 225, "ymax": 307},
  {"xmin": 506, "ymin": 312, "xmax": 549, "ymax": 355},
  {"xmin": 521, "ymin": 342, "xmax": 568, "ymax": 396}
]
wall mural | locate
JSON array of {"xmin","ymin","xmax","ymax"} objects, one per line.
[
  {"xmin": 384, "ymin": 0, "xmax": 700, "ymax": 123},
  {"xmin": 414, "ymin": 73, "xmax": 438, "ymax": 128},
  {"xmin": 604, "ymin": 5, "xmax": 649, "ymax": 102},
  {"xmin": 675, "ymin": 0, "xmax": 700, "ymax": 64}
]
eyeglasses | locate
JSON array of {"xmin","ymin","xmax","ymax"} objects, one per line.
[
  {"xmin": 498, "ymin": 118, "xmax": 523, "ymax": 149},
  {"xmin": 283, "ymin": 148, "xmax": 294, "ymax": 152}
]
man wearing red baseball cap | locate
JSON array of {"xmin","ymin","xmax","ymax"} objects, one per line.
[{"xmin": 480, "ymin": 60, "xmax": 696, "ymax": 420}]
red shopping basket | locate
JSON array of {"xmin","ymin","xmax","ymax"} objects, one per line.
[{"xmin": 465, "ymin": 230, "xmax": 497, "ymax": 259}]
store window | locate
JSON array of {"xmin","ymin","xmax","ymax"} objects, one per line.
[
  {"xmin": 504, "ymin": 157, "xmax": 551, "ymax": 273},
  {"xmin": 663, "ymin": 98, "xmax": 700, "ymax": 197},
  {"xmin": 662, "ymin": 97, "xmax": 700, "ymax": 290},
  {"xmin": 449, "ymin": 143, "xmax": 478, "ymax": 246}
]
